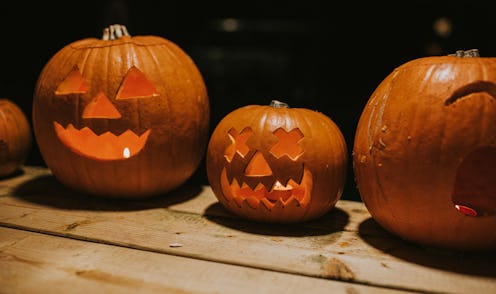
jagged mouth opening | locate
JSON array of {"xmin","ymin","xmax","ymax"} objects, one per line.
[
  {"xmin": 220, "ymin": 167, "xmax": 312, "ymax": 209},
  {"xmin": 53, "ymin": 121, "xmax": 151, "ymax": 161}
]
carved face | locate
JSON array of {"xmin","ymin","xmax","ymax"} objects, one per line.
[
  {"xmin": 32, "ymin": 25, "xmax": 210, "ymax": 198},
  {"xmin": 220, "ymin": 126, "xmax": 312, "ymax": 210},
  {"xmin": 446, "ymin": 83, "xmax": 496, "ymax": 217},
  {"xmin": 207, "ymin": 102, "xmax": 348, "ymax": 223},
  {"xmin": 353, "ymin": 52, "xmax": 496, "ymax": 250},
  {"xmin": 53, "ymin": 65, "xmax": 155, "ymax": 161}
]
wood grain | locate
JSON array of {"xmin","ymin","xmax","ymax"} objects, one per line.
[
  {"xmin": 0, "ymin": 166, "xmax": 495, "ymax": 294},
  {"xmin": 1, "ymin": 227, "xmax": 409, "ymax": 294}
]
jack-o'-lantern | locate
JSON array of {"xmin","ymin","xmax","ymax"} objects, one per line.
[
  {"xmin": 207, "ymin": 100, "xmax": 348, "ymax": 223},
  {"xmin": 353, "ymin": 49, "xmax": 496, "ymax": 251},
  {"xmin": 33, "ymin": 24, "xmax": 210, "ymax": 198},
  {"xmin": 0, "ymin": 99, "xmax": 32, "ymax": 177}
]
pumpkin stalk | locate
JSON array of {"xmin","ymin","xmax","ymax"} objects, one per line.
[
  {"xmin": 449, "ymin": 49, "xmax": 479, "ymax": 57},
  {"xmin": 270, "ymin": 100, "xmax": 289, "ymax": 108},
  {"xmin": 102, "ymin": 24, "xmax": 130, "ymax": 41}
]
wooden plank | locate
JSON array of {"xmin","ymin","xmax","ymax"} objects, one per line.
[
  {"xmin": 0, "ymin": 166, "xmax": 495, "ymax": 294},
  {"xmin": 0, "ymin": 227, "xmax": 408, "ymax": 294}
]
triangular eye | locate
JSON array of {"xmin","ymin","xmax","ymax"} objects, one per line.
[
  {"xmin": 55, "ymin": 66, "xmax": 89, "ymax": 95},
  {"xmin": 270, "ymin": 128, "xmax": 304, "ymax": 160},
  {"xmin": 116, "ymin": 66, "xmax": 160, "ymax": 99}
]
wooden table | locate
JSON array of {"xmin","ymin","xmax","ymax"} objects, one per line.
[{"xmin": 0, "ymin": 166, "xmax": 494, "ymax": 293}]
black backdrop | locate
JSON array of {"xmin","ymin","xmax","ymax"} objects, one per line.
[{"xmin": 2, "ymin": 1, "xmax": 496, "ymax": 201}]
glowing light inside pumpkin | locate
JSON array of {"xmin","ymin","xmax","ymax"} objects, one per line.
[
  {"xmin": 454, "ymin": 204, "xmax": 477, "ymax": 217},
  {"xmin": 452, "ymin": 146, "xmax": 496, "ymax": 217},
  {"xmin": 54, "ymin": 122, "xmax": 151, "ymax": 161},
  {"xmin": 273, "ymin": 180, "xmax": 292, "ymax": 191},
  {"xmin": 123, "ymin": 147, "xmax": 130, "ymax": 158},
  {"xmin": 220, "ymin": 126, "xmax": 310, "ymax": 209}
]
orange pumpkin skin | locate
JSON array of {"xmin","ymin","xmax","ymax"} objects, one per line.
[
  {"xmin": 0, "ymin": 99, "xmax": 32, "ymax": 177},
  {"xmin": 206, "ymin": 101, "xmax": 348, "ymax": 223},
  {"xmin": 353, "ymin": 51, "xmax": 496, "ymax": 251},
  {"xmin": 33, "ymin": 25, "xmax": 210, "ymax": 198}
]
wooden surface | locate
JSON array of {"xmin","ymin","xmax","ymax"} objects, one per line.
[{"xmin": 0, "ymin": 166, "xmax": 495, "ymax": 294}]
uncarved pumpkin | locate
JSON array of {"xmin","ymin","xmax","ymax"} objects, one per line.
[
  {"xmin": 207, "ymin": 100, "xmax": 348, "ymax": 223},
  {"xmin": 0, "ymin": 99, "xmax": 31, "ymax": 177},
  {"xmin": 353, "ymin": 49, "xmax": 496, "ymax": 251},
  {"xmin": 33, "ymin": 24, "xmax": 210, "ymax": 198}
]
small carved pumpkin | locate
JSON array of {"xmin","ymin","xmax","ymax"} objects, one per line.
[
  {"xmin": 33, "ymin": 24, "xmax": 210, "ymax": 197},
  {"xmin": 207, "ymin": 100, "xmax": 348, "ymax": 223},
  {"xmin": 353, "ymin": 49, "xmax": 496, "ymax": 251},
  {"xmin": 0, "ymin": 99, "xmax": 31, "ymax": 177}
]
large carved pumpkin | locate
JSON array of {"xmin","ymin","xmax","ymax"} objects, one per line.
[
  {"xmin": 0, "ymin": 99, "xmax": 31, "ymax": 177},
  {"xmin": 33, "ymin": 24, "xmax": 210, "ymax": 198},
  {"xmin": 353, "ymin": 49, "xmax": 496, "ymax": 251},
  {"xmin": 207, "ymin": 100, "xmax": 348, "ymax": 223}
]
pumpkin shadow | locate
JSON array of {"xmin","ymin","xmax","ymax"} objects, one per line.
[
  {"xmin": 0, "ymin": 167, "xmax": 25, "ymax": 180},
  {"xmin": 203, "ymin": 203, "xmax": 349, "ymax": 237},
  {"xmin": 11, "ymin": 174, "xmax": 203, "ymax": 212},
  {"xmin": 358, "ymin": 217, "xmax": 496, "ymax": 277}
]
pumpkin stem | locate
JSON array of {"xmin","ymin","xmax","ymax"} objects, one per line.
[
  {"xmin": 449, "ymin": 49, "xmax": 480, "ymax": 57},
  {"xmin": 270, "ymin": 100, "xmax": 289, "ymax": 108},
  {"xmin": 102, "ymin": 24, "xmax": 131, "ymax": 41}
]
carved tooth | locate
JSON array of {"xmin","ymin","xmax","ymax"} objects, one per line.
[{"xmin": 246, "ymin": 196, "xmax": 260, "ymax": 209}]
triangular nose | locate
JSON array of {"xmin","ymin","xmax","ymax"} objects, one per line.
[
  {"xmin": 82, "ymin": 91, "xmax": 121, "ymax": 119},
  {"xmin": 245, "ymin": 151, "xmax": 272, "ymax": 176}
]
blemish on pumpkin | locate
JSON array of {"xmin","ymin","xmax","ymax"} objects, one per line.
[
  {"xmin": 452, "ymin": 146, "xmax": 496, "ymax": 217},
  {"xmin": 381, "ymin": 125, "xmax": 388, "ymax": 132},
  {"xmin": 321, "ymin": 257, "xmax": 355, "ymax": 280},
  {"xmin": 378, "ymin": 138, "xmax": 387, "ymax": 149}
]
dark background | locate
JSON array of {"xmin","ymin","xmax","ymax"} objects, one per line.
[{"xmin": 2, "ymin": 1, "xmax": 496, "ymax": 201}]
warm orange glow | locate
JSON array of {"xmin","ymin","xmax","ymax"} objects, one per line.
[
  {"xmin": 224, "ymin": 127, "xmax": 253, "ymax": 162},
  {"xmin": 82, "ymin": 92, "xmax": 122, "ymax": 119},
  {"xmin": 220, "ymin": 167, "xmax": 312, "ymax": 209},
  {"xmin": 55, "ymin": 66, "xmax": 88, "ymax": 95},
  {"xmin": 270, "ymin": 128, "xmax": 304, "ymax": 160},
  {"xmin": 455, "ymin": 204, "xmax": 477, "ymax": 217},
  {"xmin": 54, "ymin": 122, "xmax": 150, "ymax": 161},
  {"xmin": 273, "ymin": 180, "xmax": 292, "ymax": 191},
  {"xmin": 116, "ymin": 66, "xmax": 160, "ymax": 99},
  {"xmin": 245, "ymin": 152, "xmax": 272, "ymax": 176}
]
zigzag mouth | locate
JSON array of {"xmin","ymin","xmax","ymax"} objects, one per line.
[
  {"xmin": 220, "ymin": 167, "xmax": 312, "ymax": 209},
  {"xmin": 54, "ymin": 121, "xmax": 151, "ymax": 161}
]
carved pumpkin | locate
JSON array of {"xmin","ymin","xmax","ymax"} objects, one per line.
[
  {"xmin": 207, "ymin": 100, "xmax": 348, "ymax": 223},
  {"xmin": 0, "ymin": 99, "xmax": 31, "ymax": 177},
  {"xmin": 33, "ymin": 24, "xmax": 210, "ymax": 198},
  {"xmin": 353, "ymin": 49, "xmax": 496, "ymax": 251}
]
